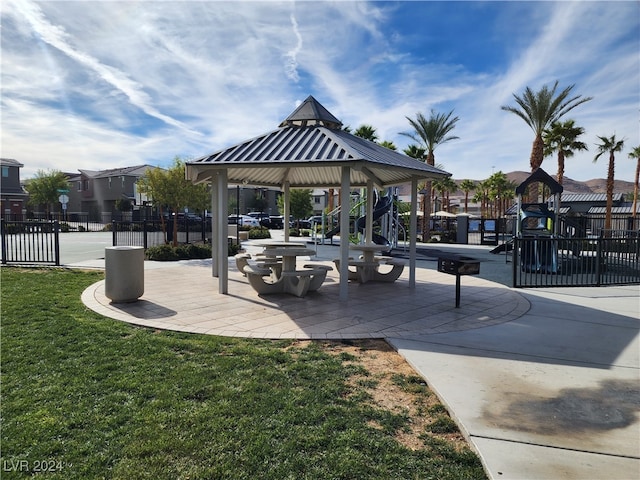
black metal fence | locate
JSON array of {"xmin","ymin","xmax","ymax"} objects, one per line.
[
  {"xmin": 111, "ymin": 219, "xmax": 209, "ymax": 247},
  {"xmin": 512, "ymin": 232, "xmax": 639, "ymax": 287},
  {"xmin": 1, "ymin": 220, "xmax": 60, "ymax": 266},
  {"xmin": 1, "ymin": 212, "xmax": 107, "ymax": 232}
]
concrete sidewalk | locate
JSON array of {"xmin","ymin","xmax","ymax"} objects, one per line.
[
  {"xmin": 390, "ymin": 285, "xmax": 639, "ymax": 480},
  {"xmin": 72, "ymin": 234, "xmax": 639, "ymax": 479}
]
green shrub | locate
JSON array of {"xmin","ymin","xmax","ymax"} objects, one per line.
[
  {"xmin": 145, "ymin": 243, "xmax": 212, "ymax": 261},
  {"xmin": 248, "ymin": 226, "xmax": 271, "ymax": 239}
]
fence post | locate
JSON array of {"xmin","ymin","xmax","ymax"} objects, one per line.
[
  {"xmin": 112, "ymin": 221, "xmax": 117, "ymax": 246},
  {"xmin": 53, "ymin": 221, "xmax": 60, "ymax": 266},
  {"xmin": 143, "ymin": 220, "xmax": 148, "ymax": 249},
  {"xmin": 1, "ymin": 219, "xmax": 6, "ymax": 265},
  {"xmin": 595, "ymin": 232, "xmax": 602, "ymax": 287},
  {"xmin": 512, "ymin": 236, "xmax": 518, "ymax": 287}
]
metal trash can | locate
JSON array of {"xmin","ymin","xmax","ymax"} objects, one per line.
[{"xmin": 105, "ymin": 246, "xmax": 144, "ymax": 302}]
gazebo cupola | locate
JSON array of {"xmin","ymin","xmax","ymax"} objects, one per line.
[{"xmin": 278, "ymin": 95, "xmax": 343, "ymax": 129}]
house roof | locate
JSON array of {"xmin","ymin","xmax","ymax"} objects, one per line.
[
  {"xmin": 588, "ymin": 205, "xmax": 640, "ymax": 215},
  {"xmin": 186, "ymin": 96, "xmax": 450, "ymax": 188},
  {"xmin": 0, "ymin": 158, "xmax": 24, "ymax": 168},
  {"xmin": 78, "ymin": 165, "xmax": 159, "ymax": 179},
  {"xmin": 561, "ymin": 193, "xmax": 624, "ymax": 203}
]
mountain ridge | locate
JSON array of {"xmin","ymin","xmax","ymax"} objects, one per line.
[{"xmin": 457, "ymin": 171, "xmax": 635, "ymax": 196}]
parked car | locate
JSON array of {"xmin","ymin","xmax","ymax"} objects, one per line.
[
  {"xmin": 247, "ymin": 212, "xmax": 272, "ymax": 228},
  {"xmin": 307, "ymin": 215, "xmax": 324, "ymax": 226},
  {"xmin": 228, "ymin": 215, "xmax": 260, "ymax": 227},
  {"xmin": 267, "ymin": 215, "xmax": 284, "ymax": 229}
]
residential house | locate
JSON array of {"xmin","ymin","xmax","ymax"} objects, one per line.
[
  {"xmin": 66, "ymin": 165, "xmax": 161, "ymax": 222},
  {"xmin": 0, "ymin": 158, "xmax": 29, "ymax": 216}
]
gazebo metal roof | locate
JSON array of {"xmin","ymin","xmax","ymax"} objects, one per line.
[{"xmin": 186, "ymin": 96, "xmax": 450, "ymax": 188}]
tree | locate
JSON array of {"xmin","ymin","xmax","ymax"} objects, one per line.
[
  {"xmin": 501, "ymin": 81, "xmax": 592, "ymax": 199},
  {"xmin": 353, "ymin": 124, "xmax": 378, "ymax": 143},
  {"xmin": 593, "ymin": 135, "xmax": 625, "ymax": 232},
  {"xmin": 459, "ymin": 179, "xmax": 476, "ymax": 213},
  {"xmin": 400, "ymin": 110, "xmax": 460, "ymax": 239},
  {"xmin": 25, "ymin": 169, "xmax": 69, "ymax": 216},
  {"xmin": 543, "ymin": 119, "xmax": 588, "ymax": 185},
  {"xmin": 137, "ymin": 158, "xmax": 209, "ymax": 246},
  {"xmin": 378, "ymin": 140, "xmax": 397, "ymax": 151},
  {"xmin": 628, "ymin": 146, "xmax": 640, "ymax": 220},
  {"xmin": 277, "ymin": 189, "xmax": 313, "ymax": 227}
]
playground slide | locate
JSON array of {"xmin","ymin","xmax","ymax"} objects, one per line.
[
  {"xmin": 355, "ymin": 195, "xmax": 393, "ymax": 247},
  {"xmin": 324, "ymin": 195, "xmax": 393, "ymax": 248}
]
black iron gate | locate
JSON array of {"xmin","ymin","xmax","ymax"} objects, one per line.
[{"xmin": 1, "ymin": 220, "xmax": 60, "ymax": 266}]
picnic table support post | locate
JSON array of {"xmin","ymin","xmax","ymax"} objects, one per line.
[
  {"xmin": 340, "ymin": 166, "xmax": 351, "ymax": 301},
  {"xmin": 217, "ymin": 170, "xmax": 228, "ymax": 294},
  {"xmin": 211, "ymin": 173, "xmax": 219, "ymax": 278}
]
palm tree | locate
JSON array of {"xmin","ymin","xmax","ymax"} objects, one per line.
[
  {"xmin": 400, "ymin": 110, "xmax": 460, "ymax": 239},
  {"xmin": 594, "ymin": 135, "xmax": 625, "ymax": 232},
  {"xmin": 353, "ymin": 124, "xmax": 378, "ymax": 143},
  {"xmin": 628, "ymin": 146, "xmax": 640, "ymax": 221},
  {"xmin": 501, "ymin": 81, "xmax": 592, "ymax": 199},
  {"xmin": 459, "ymin": 179, "xmax": 476, "ymax": 213},
  {"xmin": 543, "ymin": 119, "xmax": 588, "ymax": 185}
]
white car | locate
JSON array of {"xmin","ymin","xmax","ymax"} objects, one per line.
[{"xmin": 228, "ymin": 215, "xmax": 260, "ymax": 227}]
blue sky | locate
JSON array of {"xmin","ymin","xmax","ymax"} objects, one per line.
[{"xmin": 2, "ymin": 1, "xmax": 638, "ymax": 186}]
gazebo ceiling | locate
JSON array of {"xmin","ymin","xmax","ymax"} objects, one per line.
[{"xmin": 186, "ymin": 96, "xmax": 450, "ymax": 188}]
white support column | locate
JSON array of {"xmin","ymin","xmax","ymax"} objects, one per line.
[
  {"xmin": 217, "ymin": 170, "xmax": 228, "ymax": 294},
  {"xmin": 340, "ymin": 167, "xmax": 351, "ymax": 301},
  {"xmin": 365, "ymin": 179, "xmax": 374, "ymax": 244},
  {"xmin": 283, "ymin": 181, "xmax": 290, "ymax": 242},
  {"xmin": 211, "ymin": 173, "xmax": 219, "ymax": 278},
  {"xmin": 409, "ymin": 177, "xmax": 418, "ymax": 288}
]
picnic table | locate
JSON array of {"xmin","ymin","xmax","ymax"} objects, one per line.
[
  {"xmin": 333, "ymin": 243, "xmax": 405, "ymax": 284},
  {"xmin": 237, "ymin": 245, "xmax": 331, "ymax": 297}
]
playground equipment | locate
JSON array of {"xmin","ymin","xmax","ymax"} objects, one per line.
[
  {"xmin": 323, "ymin": 188, "xmax": 403, "ymax": 251},
  {"xmin": 514, "ymin": 168, "xmax": 563, "ymax": 273}
]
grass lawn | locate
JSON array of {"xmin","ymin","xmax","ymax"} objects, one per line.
[{"xmin": 1, "ymin": 267, "xmax": 486, "ymax": 479}]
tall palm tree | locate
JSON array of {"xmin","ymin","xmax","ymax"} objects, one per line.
[
  {"xmin": 400, "ymin": 110, "xmax": 460, "ymax": 239},
  {"xmin": 543, "ymin": 119, "xmax": 588, "ymax": 185},
  {"xmin": 594, "ymin": 135, "xmax": 625, "ymax": 232},
  {"xmin": 628, "ymin": 146, "xmax": 640, "ymax": 220},
  {"xmin": 501, "ymin": 81, "xmax": 592, "ymax": 199},
  {"xmin": 459, "ymin": 179, "xmax": 476, "ymax": 213}
]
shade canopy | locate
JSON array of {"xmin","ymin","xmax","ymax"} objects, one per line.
[{"xmin": 186, "ymin": 95, "xmax": 450, "ymax": 188}]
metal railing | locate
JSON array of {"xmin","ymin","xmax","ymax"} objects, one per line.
[
  {"xmin": 111, "ymin": 219, "xmax": 209, "ymax": 247},
  {"xmin": 1, "ymin": 220, "xmax": 60, "ymax": 265},
  {"xmin": 512, "ymin": 232, "xmax": 639, "ymax": 287}
]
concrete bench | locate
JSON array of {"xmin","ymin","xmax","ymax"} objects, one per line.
[
  {"xmin": 333, "ymin": 257, "xmax": 404, "ymax": 283},
  {"xmin": 302, "ymin": 264, "xmax": 333, "ymax": 291},
  {"xmin": 234, "ymin": 253, "xmax": 252, "ymax": 275}
]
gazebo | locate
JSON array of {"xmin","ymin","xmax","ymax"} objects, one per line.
[{"xmin": 186, "ymin": 96, "xmax": 451, "ymax": 300}]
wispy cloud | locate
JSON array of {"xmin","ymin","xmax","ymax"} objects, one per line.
[
  {"xmin": 284, "ymin": 14, "xmax": 303, "ymax": 82},
  {"xmin": 1, "ymin": 1, "xmax": 637, "ymax": 184},
  {"xmin": 7, "ymin": 0, "xmax": 200, "ymax": 136}
]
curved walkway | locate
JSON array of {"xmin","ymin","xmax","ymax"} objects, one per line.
[{"xmin": 81, "ymin": 258, "xmax": 530, "ymax": 339}]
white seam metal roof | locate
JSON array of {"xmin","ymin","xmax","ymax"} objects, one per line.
[
  {"xmin": 186, "ymin": 95, "xmax": 449, "ymax": 188},
  {"xmin": 186, "ymin": 125, "xmax": 449, "ymax": 188}
]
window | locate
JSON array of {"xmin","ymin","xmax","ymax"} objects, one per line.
[{"xmin": 1, "ymin": 167, "xmax": 8, "ymax": 178}]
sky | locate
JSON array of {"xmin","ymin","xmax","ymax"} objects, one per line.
[{"xmin": 2, "ymin": 0, "xmax": 639, "ymax": 185}]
